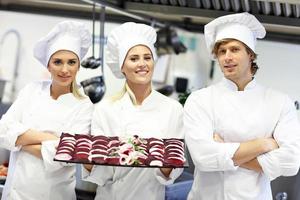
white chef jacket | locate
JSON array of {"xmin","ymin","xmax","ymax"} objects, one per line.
[
  {"xmin": 82, "ymin": 90, "xmax": 184, "ymax": 200},
  {"xmin": 184, "ymin": 78, "xmax": 300, "ymax": 200},
  {"xmin": 0, "ymin": 80, "xmax": 93, "ymax": 200}
]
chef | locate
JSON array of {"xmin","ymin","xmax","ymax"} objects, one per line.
[
  {"xmin": 184, "ymin": 12, "xmax": 300, "ymax": 200},
  {"xmin": 82, "ymin": 22, "xmax": 184, "ymax": 200},
  {"xmin": 0, "ymin": 21, "xmax": 93, "ymax": 200}
]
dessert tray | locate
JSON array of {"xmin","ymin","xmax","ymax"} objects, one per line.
[{"xmin": 54, "ymin": 133, "xmax": 188, "ymax": 168}]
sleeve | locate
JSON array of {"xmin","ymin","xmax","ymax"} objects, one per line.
[
  {"xmin": 41, "ymin": 99, "xmax": 94, "ymax": 171},
  {"xmin": 257, "ymin": 96, "xmax": 300, "ymax": 181},
  {"xmin": 184, "ymin": 92, "xmax": 240, "ymax": 172},
  {"xmin": 154, "ymin": 102, "xmax": 184, "ymax": 184},
  {"xmin": 82, "ymin": 165, "xmax": 114, "ymax": 186},
  {"xmin": 82, "ymin": 103, "xmax": 115, "ymax": 186},
  {"xmin": 0, "ymin": 84, "xmax": 32, "ymax": 151}
]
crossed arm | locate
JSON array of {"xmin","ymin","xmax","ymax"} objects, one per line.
[
  {"xmin": 213, "ymin": 133, "xmax": 279, "ymax": 172},
  {"xmin": 16, "ymin": 129, "xmax": 59, "ymax": 159}
]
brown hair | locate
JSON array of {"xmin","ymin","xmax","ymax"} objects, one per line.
[{"xmin": 212, "ymin": 39, "xmax": 259, "ymax": 76}]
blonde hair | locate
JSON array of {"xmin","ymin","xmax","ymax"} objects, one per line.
[
  {"xmin": 212, "ymin": 39, "xmax": 259, "ymax": 76},
  {"xmin": 110, "ymin": 83, "xmax": 139, "ymax": 105},
  {"xmin": 71, "ymin": 79, "xmax": 85, "ymax": 99}
]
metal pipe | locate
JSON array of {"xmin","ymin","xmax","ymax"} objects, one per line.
[
  {"xmin": 81, "ymin": 0, "xmax": 166, "ymax": 28},
  {"xmin": 0, "ymin": 29, "xmax": 21, "ymax": 101},
  {"xmin": 99, "ymin": 5, "xmax": 105, "ymax": 77}
]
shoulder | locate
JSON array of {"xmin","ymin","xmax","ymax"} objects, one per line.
[
  {"xmin": 185, "ymin": 86, "xmax": 214, "ymax": 105},
  {"xmin": 93, "ymin": 97, "xmax": 115, "ymax": 112},
  {"xmin": 153, "ymin": 90, "xmax": 183, "ymax": 110},
  {"xmin": 264, "ymin": 87, "xmax": 289, "ymax": 104},
  {"xmin": 17, "ymin": 80, "xmax": 50, "ymax": 95}
]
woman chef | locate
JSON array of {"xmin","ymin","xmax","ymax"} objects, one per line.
[
  {"xmin": 82, "ymin": 22, "xmax": 184, "ymax": 200},
  {"xmin": 184, "ymin": 12, "xmax": 300, "ymax": 200},
  {"xmin": 0, "ymin": 21, "xmax": 93, "ymax": 200}
]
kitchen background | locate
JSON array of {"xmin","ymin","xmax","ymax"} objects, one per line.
[{"xmin": 0, "ymin": 0, "xmax": 300, "ymax": 199}]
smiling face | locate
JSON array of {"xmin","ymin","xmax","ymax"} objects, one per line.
[
  {"xmin": 215, "ymin": 39, "xmax": 253, "ymax": 86},
  {"xmin": 48, "ymin": 50, "xmax": 79, "ymax": 92},
  {"xmin": 121, "ymin": 45, "xmax": 154, "ymax": 87}
]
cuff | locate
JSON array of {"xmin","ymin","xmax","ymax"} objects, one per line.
[
  {"xmin": 257, "ymin": 153, "xmax": 281, "ymax": 181},
  {"xmin": 83, "ymin": 165, "xmax": 113, "ymax": 186},
  {"xmin": 219, "ymin": 142, "xmax": 240, "ymax": 170},
  {"xmin": 41, "ymin": 140, "xmax": 63, "ymax": 172},
  {"xmin": 8, "ymin": 125, "xmax": 30, "ymax": 152},
  {"xmin": 154, "ymin": 168, "xmax": 183, "ymax": 185}
]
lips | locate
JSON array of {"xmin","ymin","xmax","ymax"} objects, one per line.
[
  {"xmin": 224, "ymin": 64, "xmax": 236, "ymax": 68},
  {"xmin": 135, "ymin": 69, "xmax": 149, "ymax": 75},
  {"xmin": 58, "ymin": 75, "xmax": 72, "ymax": 81}
]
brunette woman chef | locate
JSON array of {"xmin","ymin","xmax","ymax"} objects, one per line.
[
  {"xmin": 0, "ymin": 21, "xmax": 93, "ymax": 200},
  {"xmin": 82, "ymin": 22, "xmax": 184, "ymax": 200}
]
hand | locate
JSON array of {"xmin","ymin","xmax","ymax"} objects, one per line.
[
  {"xmin": 213, "ymin": 133, "xmax": 224, "ymax": 143},
  {"xmin": 83, "ymin": 164, "xmax": 94, "ymax": 172},
  {"xmin": 160, "ymin": 168, "xmax": 173, "ymax": 178},
  {"xmin": 263, "ymin": 137, "xmax": 279, "ymax": 153}
]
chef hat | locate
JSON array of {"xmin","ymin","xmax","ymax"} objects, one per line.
[
  {"xmin": 204, "ymin": 12, "xmax": 266, "ymax": 56},
  {"xmin": 106, "ymin": 22, "xmax": 157, "ymax": 79},
  {"xmin": 34, "ymin": 20, "xmax": 92, "ymax": 67}
]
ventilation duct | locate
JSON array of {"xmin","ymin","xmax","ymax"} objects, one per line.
[
  {"xmin": 292, "ymin": 4, "xmax": 300, "ymax": 17},
  {"xmin": 272, "ymin": 2, "xmax": 281, "ymax": 16},
  {"xmin": 201, "ymin": 0, "xmax": 212, "ymax": 9},
  {"xmin": 187, "ymin": 0, "xmax": 202, "ymax": 8},
  {"xmin": 212, "ymin": 0, "xmax": 221, "ymax": 10},
  {"xmin": 241, "ymin": 0, "xmax": 250, "ymax": 12},
  {"xmin": 230, "ymin": 0, "xmax": 241, "ymax": 12},
  {"xmin": 283, "ymin": 3, "xmax": 292, "ymax": 17},
  {"xmin": 260, "ymin": 1, "xmax": 272, "ymax": 15},
  {"xmin": 220, "ymin": 0, "xmax": 231, "ymax": 11}
]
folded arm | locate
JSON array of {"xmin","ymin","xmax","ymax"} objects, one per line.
[
  {"xmin": 16, "ymin": 129, "xmax": 58, "ymax": 146},
  {"xmin": 257, "ymin": 96, "xmax": 300, "ymax": 180},
  {"xmin": 22, "ymin": 144, "xmax": 42, "ymax": 158},
  {"xmin": 213, "ymin": 133, "xmax": 278, "ymax": 172}
]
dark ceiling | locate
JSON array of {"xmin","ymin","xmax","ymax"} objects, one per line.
[{"xmin": 0, "ymin": 0, "xmax": 299, "ymax": 43}]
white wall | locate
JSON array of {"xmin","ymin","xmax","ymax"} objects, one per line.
[{"xmin": 0, "ymin": 10, "xmax": 299, "ymax": 118}]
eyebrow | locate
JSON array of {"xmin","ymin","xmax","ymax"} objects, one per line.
[
  {"xmin": 129, "ymin": 53, "xmax": 152, "ymax": 57},
  {"xmin": 51, "ymin": 57, "xmax": 77, "ymax": 60}
]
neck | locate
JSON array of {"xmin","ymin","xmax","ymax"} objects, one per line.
[
  {"xmin": 126, "ymin": 82, "xmax": 152, "ymax": 105},
  {"xmin": 231, "ymin": 76, "xmax": 253, "ymax": 91},
  {"xmin": 50, "ymin": 83, "xmax": 71, "ymax": 99}
]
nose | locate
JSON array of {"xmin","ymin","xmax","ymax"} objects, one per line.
[
  {"xmin": 61, "ymin": 63, "xmax": 69, "ymax": 73},
  {"xmin": 138, "ymin": 59, "xmax": 147, "ymax": 67},
  {"xmin": 224, "ymin": 50, "xmax": 232, "ymax": 62}
]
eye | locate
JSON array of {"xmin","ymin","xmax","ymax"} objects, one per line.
[
  {"xmin": 217, "ymin": 49, "xmax": 226, "ymax": 56},
  {"xmin": 232, "ymin": 47, "xmax": 239, "ymax": 52},
  {"xmin": 130, "ymin": 57, "xmax": 138, "ymax": 62},
  {"xmin": 53, "ymin": 59, "xmax": 62, "ymax": 65},
  {"xmin": 144, "ymin": 56, "xmax": 152, "ymax": 61},
  {"xmin": 68, "ymin": 60, "xmax": 77, "ymax": 65}
]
